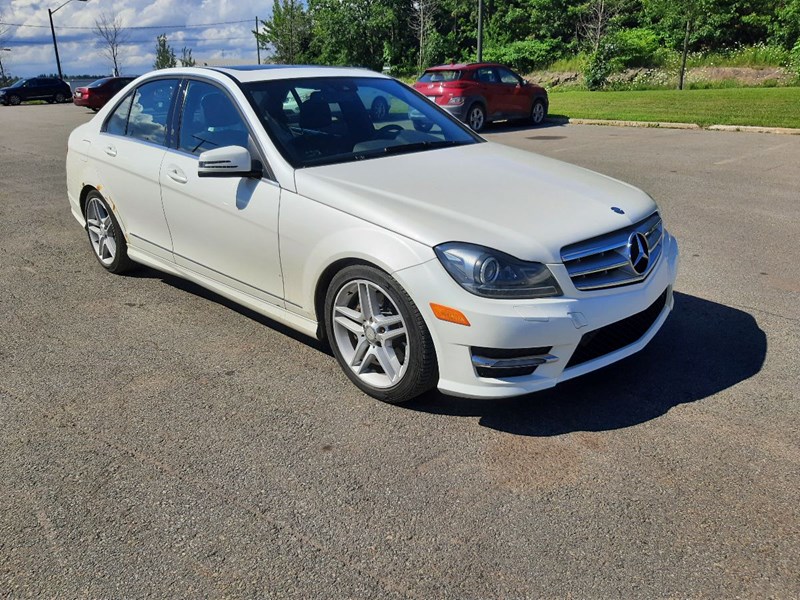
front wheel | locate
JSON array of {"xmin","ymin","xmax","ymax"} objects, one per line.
[
  {"xmin": 466, "ymin": 103, "xmax": 486, "ymax": 132},
  {"xmin": 8, "ymin": 94, "xmax": 21, "ymax": 106},
  {"xmin": 324, "ymin": 265, "xmax": 438, "ymax": 404},
  {"xmin": 529, "ymin": 98, "xmax": 547, "ymax": 126},
  {"xmin": 84, "ymin": 191, "xmax": 133, "ymax": 274}
]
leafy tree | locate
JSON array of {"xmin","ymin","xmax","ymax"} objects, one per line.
[
  {"xmin": 153, "ymin": 34, "xmax": 177, "ymax": 69},
  {"xmin": 308, "ymin": 0, "xmax": 396, "ymax": 71},
  {"xmin": 257, "ymin": 0, "xmax": 312, "ymax": 64},
  {"xmin": 643, "ymin": 0, "xmax": 712, "ymax": 88},
  {"xmin": 180, "ymin": 47, "xmax": 195, "ymax": 67}
]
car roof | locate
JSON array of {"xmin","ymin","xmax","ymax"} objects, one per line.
[
  {"xmin": 175, "ymin": 65, "xmax": 390, "ymax": 83},
  {"xmin": 425, "ymin": 62, "xmax": 505, "ymax": 72}
]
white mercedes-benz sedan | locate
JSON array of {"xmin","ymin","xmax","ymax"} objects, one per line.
[{"xmin": 66, "ymin": 65, "xmax": 679, "ymax": 403}]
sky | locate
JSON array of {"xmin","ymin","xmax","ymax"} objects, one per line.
[{"xmin": 0, "ymin": 0, "xmax": 269, "ymax": 78}]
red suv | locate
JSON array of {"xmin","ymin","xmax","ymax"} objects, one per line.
[
  {"xmin": 413, "ymin": 63, "xmax": 548, "ymax": 132},
  {"xmin": 73, "ymin": 76, "xmax": 135, "ymax": 111}
]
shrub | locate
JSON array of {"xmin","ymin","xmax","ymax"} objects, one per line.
[
  {"xmin": 483, "ymin": 39, "xmax": 559, "ymax": 73},
  {"xmin": 607, "ymin": 28, "xmax": 667, "ymax": 70}
]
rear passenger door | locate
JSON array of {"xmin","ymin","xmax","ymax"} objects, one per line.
[{"xmin": 91, "ymin": 78, "xmax": 179, "ymax": 261}]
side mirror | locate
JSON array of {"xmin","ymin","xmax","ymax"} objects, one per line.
[
  {"xmin": 522, "ymin": 79, "xmax": 529, "ymax": 86},
  {"xmin": 198, "ymin": 145, "xmax": 262, "ymax": 179}
]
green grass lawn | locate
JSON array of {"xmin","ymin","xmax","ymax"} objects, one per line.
[{"xmin": 548, "ymin": 87, "xmax": 800, "ymax": 129}]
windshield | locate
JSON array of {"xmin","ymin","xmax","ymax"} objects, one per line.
[
  {"xmin": 418, "ymin": 70, "xmax": 461, "ymax": 83},
  {"xmin": 9, "ymin": 79, "xmax": 27, "ymax": 88},
  {"xmin": 242, "ymin": 76, "xmax": 481, "ymax": 168}
]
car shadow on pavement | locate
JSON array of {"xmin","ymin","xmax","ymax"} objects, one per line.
[
  {"xmin": 404, "ymin": 292, "xmax": 767, "ymax": 436},
  {"xmin": 129, "ymin": 268, "xmax": 331, "ymax": 353}
]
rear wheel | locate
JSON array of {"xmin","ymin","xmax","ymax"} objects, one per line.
[
  {"xmin": 466, "ymin": 103, "xmax": 486, "ymax": 132},
  {"xmin": 54, "ymin": 92, "xmax": 66, "ymax": 103},
  {"xmin": 84, "ymin": 191, "xmax": 133, "ymax": 274},
  {"xmin": 324, "ymin": 265, "xmax": 437, "ymax": 404},
  {"xmin": 529, "ymin": 98, "xmax": 547, "ymax": 126}
]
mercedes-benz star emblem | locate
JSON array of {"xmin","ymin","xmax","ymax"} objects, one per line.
[{"xmin": 627, "ymin": 232, "xmax": 650, "ymax": 274}]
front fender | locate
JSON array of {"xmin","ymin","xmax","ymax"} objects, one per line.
[{"xmin": 279, "ymin": 191, "xmax": 434, "ymax": 318}]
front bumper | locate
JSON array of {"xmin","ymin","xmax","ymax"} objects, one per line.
[{"xmin": 396, "ymin": 231, "xmax": 680, "ymax": 398}]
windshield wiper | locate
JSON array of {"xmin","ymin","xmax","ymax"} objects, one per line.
[
  {"xmin": 352, "ymin": 140, "xmax": 467, "ymax": 161},
  {"xmin": 381, "ymin": 140, "xmax": 465, "ymax": 156}
]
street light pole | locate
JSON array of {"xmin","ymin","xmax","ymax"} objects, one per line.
[
  {"xmin": 0, "ymin": 49, "xmax": 10, "ymax": 81},
  {"xmin": 48, "ymin": 0, "xmax": 88, "ymax": 80}
]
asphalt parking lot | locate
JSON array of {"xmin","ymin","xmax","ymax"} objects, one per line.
[{"xmin": 1, "ymin": 103, "xmax": 798, "ymax": 598}]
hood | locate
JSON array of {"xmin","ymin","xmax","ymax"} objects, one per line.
[{"xmin": 294, "ymin": 142, "xmax": 658, "ymax": 264}]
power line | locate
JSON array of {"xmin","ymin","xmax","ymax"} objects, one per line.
[
  {"xmin": 0, "ymin": 19, "xmax": 252, "ymax": 31},
  {"xmin": 4, "ymin": 36, "xmax": 255, "ymax": 46}
]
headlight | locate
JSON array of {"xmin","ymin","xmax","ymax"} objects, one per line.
[{"xmin": 435, "ymin": 242, "xmax": 562, "ymax": 299}]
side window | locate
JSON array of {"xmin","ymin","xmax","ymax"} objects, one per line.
[
  {"xmin": 178, "ymin": 80, "xmax": 249, "ymax": 155},
  {"xmin": 105, "ymin": 93, "xmax": 134, "ymax": 136},
  {"xmin": 497, "ymin": 68, "xmax": 521, "ymax": 85},
  {"xmin": 127, "ymin": 79, "xmax": 178, "ymax": 146},
  {"xmin": 476, "ymin": 68, "xmax": 497, "ymax": 84}
]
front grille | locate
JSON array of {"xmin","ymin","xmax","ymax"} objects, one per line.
[
  {"xmin": 566, "ymin": 288, "xmax": 669, "ymax": 369},
  {"xmin": 561, "ymin": 212, "xmax": 663, "ymax": 291}
]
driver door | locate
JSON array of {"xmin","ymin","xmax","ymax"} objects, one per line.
[{"xmin": 159, "ymin": 79, "xmax": 284, "ymax": 306}]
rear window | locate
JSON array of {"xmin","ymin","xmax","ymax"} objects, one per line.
[
  {"xmin": 89, "ymin": 78, "xmax": 113, "ymax": 88},
  {"xmin": 418, "ymin": 70, "xmax": 461, "ymax": 83}
]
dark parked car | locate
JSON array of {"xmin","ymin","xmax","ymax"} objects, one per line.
[
  {"xmin": 0, "ymin": 77, "xmax": 73, "ymax": 106},
  {"xmin": 412, "ymin": 62, "xmax": 548, "ymax": 132},
  {"xmin": 73, "ymin": 76, "xmax": 136, "ymax": 111}
]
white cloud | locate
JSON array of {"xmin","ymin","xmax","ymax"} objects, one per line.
[{"xmin": 1, "ymin": 0, "xmax": 269, "ymax": 77}]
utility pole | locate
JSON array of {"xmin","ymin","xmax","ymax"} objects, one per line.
[
  {"xmin": 477, "ymin": 0, "xmax": 483, "ymax": 62},
  {"xmin": 255, "ymin": 16, "xmax": 261, "ymax": 65},
  {"xmin": 0, "ymin": 49, "xmax": 10, "ymax": 82},
  {"xmin": 47, "ymin": 0, "xmax": 88, "ymax": 80}
]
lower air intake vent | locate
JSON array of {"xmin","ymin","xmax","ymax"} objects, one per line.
[{"xmin": 566, "ymin": 288, "xmax": 669, "ymax": 368}]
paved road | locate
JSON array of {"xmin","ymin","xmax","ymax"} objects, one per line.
[{"xmin": 1, "ymin": 104, "xmax": 798, "ymax": 598}]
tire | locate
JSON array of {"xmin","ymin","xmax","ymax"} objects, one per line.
[
  {"xmin": 466, "ymin": 103, "xmax": 486, "ymax": 132},
  {"xmin": 370, "ymin": 96, "xmax": 389, "ymax": 121},
  {"xmin": 324, "ymin": 265, "xmax": 438, "ymax": 404},
  {"xmin": 84, "ymin": 191, "xmax": 134, "ymax": 274},
  {"xmin": 8, "ymin": 94, "xmax": 21, "ymax": 106},
  {"xmin": 55, "ymin": 93, "xmax": 66, "ymax": 103},
  {"xmin": 529, "ymin": 98, "xmax": 547, "ymax": 126}
]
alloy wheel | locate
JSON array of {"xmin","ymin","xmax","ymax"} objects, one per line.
[
  {"xmin": 331, "ymin": 279, "xmax": 409, "ymax": 389},
  {"xmin": 85, "ymin": 197, "xmax": 118, "ymax": 266},
  {"xmin": 468, "ymin": 105, "xmax": 485, "ymax": 131}
]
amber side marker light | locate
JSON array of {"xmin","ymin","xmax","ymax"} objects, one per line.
[{"xmin": 430, "ymin": 303, "xmax": 471, "ymax": 326}]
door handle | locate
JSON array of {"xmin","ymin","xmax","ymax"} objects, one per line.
[
  {"xmin": 166, "ymin": 165, "xmax": 188, "ymax": 184},
  {"xmin": 103, "ymin": 144, "xmax": 117, "ymax": 157}
]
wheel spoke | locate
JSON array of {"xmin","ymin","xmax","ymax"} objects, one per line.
[
  {"xmin": 103, "ymin": 235, "xmax": 117, "ymax": 258},
  {"xmin": 373, "ymin": 345, "xmax": 399, "ymax": 383},
  {"xmin": 335, "ymin": 304, "xmax": 363, "ymax": 323},
  {"xmin": 357, "ymin": 348, "xmax": 377, "ymax": 375},
  {"xmin": 358, "ymin": 282, "xmax": 379, "ymax": 320},
  {"xmin": 350, "ymin": 338, "xmax": 370, "ymax": 367},
  {"xmin": 334, "ymin": 315, "xmax": 363, "ymax": 336},
  {"xmin": 374, "ymin": 313, "xmax": 402, "ymax": 328},
  {"xmin": 380, "ymin": 326, "xmax": 406, "ymax": 342}
]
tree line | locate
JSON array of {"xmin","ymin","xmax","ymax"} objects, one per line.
[{"xmin": 255, "ymin": 0, "xmax": 800, "ymax": 86}]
